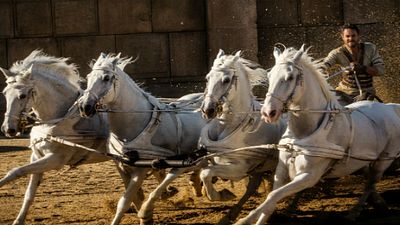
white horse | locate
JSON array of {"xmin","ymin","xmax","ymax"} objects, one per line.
[
  {"xmin": 199, "ymin": 50, "xmax": 286, "ymax": 224},
  {"xmin": 77, "ymin": 53, "xmax": 208, "ymax": 225},
  {"xmin": 236, "ymin": 45, "xmax": 400, "ymax": 225},
  {"xmin": 0, "ymin": 50, "xmax": 110, "ymax": 225}
]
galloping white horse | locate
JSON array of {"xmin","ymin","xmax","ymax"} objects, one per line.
[
  {"xmin": 0, "ymin": 50, "xmax": 110, "ymax": 225},
  {"xmin": 236, "ymin": 45, "xmax": 400, "ymax": 225},
  {"xmin": 78, "ymin": 53, "xmax": 208, "ymax": 225},
  {"xmin": 199, "ymin": 50, "xmax": 286, "ymax": 224}
]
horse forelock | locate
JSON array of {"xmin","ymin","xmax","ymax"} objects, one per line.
[
  {"xmin": 212, "ymin": 54, "xmax": 267, "ymax": 88},
  {"xmin": 92, "ymin": 53, "xmax": 135, "ymax": 71}
]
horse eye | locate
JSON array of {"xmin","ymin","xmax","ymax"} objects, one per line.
[
  {"xmin": 286, "ymin": 74, "xmax": 294, "ymax": 81},
  {"xmin": 103, "ymin": 75, "xmax": 110, "ymax": 82},
  {"xmin": 222, "ymin": 76, "xmax": 230, "ymax": 84},
  {"xmin": 19, "ymin": 94, "xmax": 27, "ymax": 99}
]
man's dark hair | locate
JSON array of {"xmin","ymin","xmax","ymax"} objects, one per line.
[{"xmin": 341, "ymin": 23, "xmax": 360, "ymax": 34}]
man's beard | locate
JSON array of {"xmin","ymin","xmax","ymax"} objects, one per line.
[{"xmin": 347, "ymin": 41, "xmax": 358, "ymax": 48}]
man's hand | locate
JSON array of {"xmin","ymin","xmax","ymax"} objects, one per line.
[{"xmin": 350, "ymin": 62, "xmax": 367, "ymax": 74}]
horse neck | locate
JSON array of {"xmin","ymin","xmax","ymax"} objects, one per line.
[
  {"xmin": 288, "ymin": 67, "xmax": 329, "ymax": 138},
  {"xmin": 218, "ymin": 68, "xmax": 254, "ymax": 136},
  {"xmin": 32, "ymin": 71, "xmax": 80, "ymax": 120},
  {"xmin": 107, "ymin": 70, "xmax": 153, "ymax": 141}
]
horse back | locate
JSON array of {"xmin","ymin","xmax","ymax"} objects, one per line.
[{"xmin": 348, "ymin": 101, "xmax": 400, "ymax": 159}]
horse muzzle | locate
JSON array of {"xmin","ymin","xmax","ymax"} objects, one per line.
[
  {"xmin": 78, "ymin": 101, "xmax": 97, "ymax": 118},
  {"xmin": 200, "ymin": 101, "xmax": 218, "ymax": 120},
  {"xmin": 261, "ymin": 106, "xmax": 281, "ymax": 123}
]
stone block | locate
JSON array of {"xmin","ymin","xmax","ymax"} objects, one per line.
[
  {"xmin": 300, "ymin": 0, "xmax": 343, "ymax": 25},
  {"xmin": 138, "ymin": 77, "xmax": 206, "ymax": 98},
  {"xmin": 54, "ymin": 0, "xmax": 97, "ymax": 35},
  {"xmin": 7, "ymin": 38, "xmax": 60, "ymax": 66},
  {"xmin": 207, "ymin": 0, "xmax": 256, "ymax": 29},
  {"xmin": 344, "ymin": 0, "xmax": 400, "ymax": 24},
  {"xmin": 98, "ymin": 0, "xmax": 151, "ymax": 34},
  {"xmin": 0, "ymin": 39, "xmax": 7, "ymax": 69},
  {"xmin": 0, "ymin": 1, "xmax": 13, "ymax": 38},
  {"xmin": 208, "ymin": 28, "xmax": 259, "ymax": 65},
  {"xmin": 258, "ymin": 27, "xmax": 306, "ymax": 67},
  {"xmin": 116, "ymin": 33, "xmax": 169, "ymax": 79},
  {"xmin": 60, "ymin": 35, "xmax": 116, "ymax": 76},
  {"xmin": 152, "ymin": 0, "xmax": 205, "ymax": 32},
  {"xmin": 257, "ymin": 0, "xmax": 299, "ymax": 27},
  {"xmin": 305, "ymin": 26, "xmax": 343, "ymax": 59},
  {"xmin": 15, "ymin": 1, "xmax": 52, "ymax": 36},
  {"xmin": 169, "ymin": 32, "xmax": 207, "ymax": 77}
]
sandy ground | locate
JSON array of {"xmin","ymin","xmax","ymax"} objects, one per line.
[{"xmin": 0, "ymin": 138, "xmax": 399, "ymax": 225}]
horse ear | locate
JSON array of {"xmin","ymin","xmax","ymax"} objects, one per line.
[
  {"xmin": 233, "ymin": 50, "xmax": 241, "ymax": 61},
  {"xmin": 216, "ymin": 49, "xmax": 225, "ymax": 58},
  {"xmin": 100, "ymin": 52, "xmax": 107, "ymax": 59},
  {"xmin": 273, "ymin": 47, "xmax": 281, "ymax": 62},
  {"xmin": 111, "ymin": 58, "xmax": 119, "ymax": 69},
  {"xmin": 23, "ymin": 65, "xmax": 34, "ymax": 79},
  {"xmin": 293, "ymin": 45, "xmax": 305, "ymax": 63},
  {"xmin": 0, "ymin": 67, "xmax": 12, "ymax": 78}
]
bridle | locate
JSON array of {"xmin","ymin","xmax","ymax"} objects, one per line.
[
  {"xmin": 3, "ymin": 83, "xmax": 36, "ymax": 132},
  {"xmin": 83, "ymin": 67, "xmax": 120, "ymax": 111},
  {"xmin": 265, "ymin": 62, "xmax": 304, "ymax": 113},
  {"xmin": 203, "ymin": 67, "xmax": 238, "ymax": 116}
]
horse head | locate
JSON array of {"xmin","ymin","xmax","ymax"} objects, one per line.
[
  {"xmin": 1, "ymin": 50, "xmax": 81, "ymax": 137},
  {"xmin": 78, "ymin": 53, "xmax": 134, "ymax": 118},
  {"xmin": 1, "ymin": 67, "xmax": 34, "ymax": 137},
  {"xmin": 201, "ymin": 50, "xmax": 243, "ymax": 119},
  {"xmin": 261, "ymin": 45, "xmax": 307, "ymax": 123}
]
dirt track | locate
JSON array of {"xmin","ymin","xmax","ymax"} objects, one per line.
[{"xmin": 0, "ymin": 138, "xmax": 399, "ymax": 225}]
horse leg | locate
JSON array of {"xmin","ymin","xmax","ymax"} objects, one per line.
[
  {"xmin": 152, "ymin": 169, "xmax": 178, "ymax": 199},
  {"xmin": 200, "ymin": 166, "xmax": 236, "ymax": 201},
  {"xmin": 347, "ymin": 160, "xmax": 392, "ymax": 220},
  {"xmin": 115, "ymin": 163, "xmax": 144, "ymax": 213},
  {"xmin": 238, "ymin": 173, "xmax": 321, "ymax": 225},
  {"xmin": 0, "ymin": 153, "xmax": 65, "ymax": 187},
  {"xmin": 189, "ymin": 169, "xmax": 203, "ymax": 197},
  {"xmin": 111, "ymin": 168, "xmax": 148, "ymax": 225},
  {"xmin": 13, "ymin": 173, "xmax": 43, "ymax": 225},
  {"xmin": 138, "ymin": 168, "xmax": 187, "ymax": 225},
  {"xmin": 217, "ymin": 172, "xmax": 264, "ymax": 225}
]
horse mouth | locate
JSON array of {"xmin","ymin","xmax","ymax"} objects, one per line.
[{"xmin": 79, "ymin": 103, "xmax": 97, "ymax": 118}]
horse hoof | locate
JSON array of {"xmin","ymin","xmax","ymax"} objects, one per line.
[
  {"xmin": 219, "ymin": 188, "xmax": 236, "ymax": 201},
  {"xmin": 161, "ymin": 186, "xmax": 179, "ymax": 199},
  {"xmin": 216, "ymin": 216, "xmax": 232, "ymax": 225},
  {"xmin": 140, "ymin": 217, "xmax": 154, "ymax": 225},
  {"xmin": 233, "ymin": 218, "xmax": 250, "ymax": 225}
]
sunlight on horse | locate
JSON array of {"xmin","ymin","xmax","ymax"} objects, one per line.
[
  {"xmin": 77, "ymin": 53, "xmax": 208, "ymax": 225},
  {"xmin": 235, "ymin": 45, "xmax": 400, "ymax": 225},
  {"xmin": 199, "ymin": 49, "xmax": 286, "ymax": 224},
  {"xmin": 0, "ymin": 50, "xmax": 109, "ymax": 225}
]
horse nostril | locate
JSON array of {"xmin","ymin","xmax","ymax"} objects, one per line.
[
  {"xmin": 7, "ymin": 128, "xmax": 16, "ymax": 136},
  {"xmin": 207, "ymin": 108, "xmax": 215, "ymax": 118},
  {"xmin": 84, "ymin": 104, "xmax": 93, "ymax": 114},
  {"xmin": 269, "ymin": 110, "xmax": 276, "ymax": 118}
]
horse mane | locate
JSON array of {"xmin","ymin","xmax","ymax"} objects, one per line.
[
  {"xmin": 9, "ymin": 50, "xmax": 82, "ymax": 88},
  {"xmin": 93, "ymin": 53, "xmax": 163, "ymax": 107},
  {"xmin": 215, "ymin": 53, "xmax": 268, "ymax": 88},
  {"xmin": 277, "ymin": 47, "xmax": 341, "ymax": 107}
]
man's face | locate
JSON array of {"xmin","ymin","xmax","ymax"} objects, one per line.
[{"xmin": 341, "ymin": 28, "xmax": 360, "ymax": 48}]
